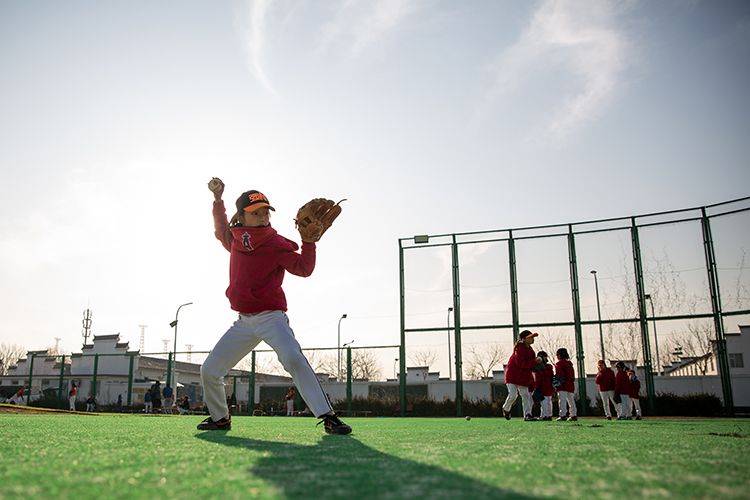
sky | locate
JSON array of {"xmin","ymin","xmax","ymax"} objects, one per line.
[{"xmin": 1, "ymin": 0, "xmax": 749, "ymax": 376}]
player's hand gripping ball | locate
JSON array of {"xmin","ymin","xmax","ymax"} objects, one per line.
[
  {"xmin": 208, "ymin": 177, "xmax": 224, "ymax": 195},
  {"xmin": 295, "ymin": 198, "xmax": 346, "ymax": 243}
]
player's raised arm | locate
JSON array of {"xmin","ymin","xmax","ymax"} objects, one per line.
[{"xmin": 208, "ymin": 177, "xmax": 232, "ymax": 251}]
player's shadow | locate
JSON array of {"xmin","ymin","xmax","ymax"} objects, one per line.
[{"xmin": 196, "ymin": 431, "xmax": 535, "ymax": 499}]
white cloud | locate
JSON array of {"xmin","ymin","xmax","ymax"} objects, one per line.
[
  {"xmin": 318, "ymin": 0, "xmax": 421, "ymax": 57},
  {"xmin": 234, "ymin": 0, "xmax": 421, "ymax": 93},
  {"xmin": 235, "ymin": 0, "xmax": 277, "ymax": 94},
  {"xmin": 488, "ymin": 0, "xmax": 630, "ymax": 138}
]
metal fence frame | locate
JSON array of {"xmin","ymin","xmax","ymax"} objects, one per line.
[{"xmin": 399, "ymin": 196, "xmax": 750, "ymax": 417}]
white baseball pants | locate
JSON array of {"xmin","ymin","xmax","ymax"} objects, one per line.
[
  {"xmin": 201, "ymin": 310, "xmax": 332, "ymax": 422},
  {"xmin": 558, "ymin": 391, "xmax": 577, "ymax": 417},
  {"xmin": 541, "ymin": 396, "xmax": 553, "ymax": 418},
  {"xmin": 286, "ymin": 399, "xmax": 294, "ymax": 416},
  {"xmin": 69, "ymin": 396, "xmax": 76, "ymax": 411},
  {"xmin": 599, "ymin": 390, "xmax": 615, "ymax": 417},
  {"xmin": 616, "ymin": 394, "xmax": 631, "ymax": 418},
  {"xmin": 503, "ymin": 383, "xmax": 532, "ymax": 416}
]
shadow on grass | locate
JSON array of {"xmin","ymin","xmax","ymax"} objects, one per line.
[{"xmin": 196, "ymin": 432, "xmax": 535, "ymax": 499}]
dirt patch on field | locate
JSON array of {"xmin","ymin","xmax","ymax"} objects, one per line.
[{"xmin": 0, "ymin": 404, "xmax": 96, "ymax": 415}]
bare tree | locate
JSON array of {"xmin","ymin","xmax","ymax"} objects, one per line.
[
  {"xmin": 465, "ymin": 343, "xmax": 506, "ymax": 380},
  {"xmin": 408, "ymin": 349, "xmax": 438, "ymax": 369},
  {"xmin": 534, "ymin": 329, "xmax": 568, "ymax": 359},
  {"xmin": 305, "ymin": 351, "xmax": 338, "ymax": 377},
  {"xmin": 351, "ymin": 350, "xmax": 382, "ymax": 381},
  {"xmin": 605, "ymin": 249, "xmax": 748, "ymax": 372},
  {"xmin": 0, "ymin": 343, "xmax": 26, "ymax": 376}
]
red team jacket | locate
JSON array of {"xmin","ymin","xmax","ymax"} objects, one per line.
[
  {"xmin": 213, "ymin": 200, "xmax": 316, "ymax": 314},
  {"xmin": 614, "ymin": 369, "xmax": 631, "ymax": 396},
  {"xmin": 505, "ymin": 342, "xmax": 536, "ymax": 387},
  {"xmin": 595, "ymin": 367, "xmax": 616, "ymax": 392},
  {"xmin": 554, "ymin": 359, "xmax": 576, "ymax": 393},
  {"xmin": 629, "ymin": 379, "xmax": 641, "ymax": 400},
  {"xmin": 533, "ymin": 364, "xmax": 554, "ymax": 397}
]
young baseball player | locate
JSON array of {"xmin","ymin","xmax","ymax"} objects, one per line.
[
  {"xmin": 555, "ymin": 348, "xmax": 577, "ymax": 421},
  {"xmin": 533, "ymin": 351, "xmax": 554, "ymax": 421},
  {"xmin": 68, "ymin": 382, "xmax": 77, "ymax": 411},
  {"xmin": 614, "ymin": 361, "xmax": 631, "ymax": 420},
  {"xmin": 627, "ymin": 369, "xmax": 642, "ymax": 420},
  {"xmin": 502, "ymin": 330, "xmax": 541, "ymax": 421},
  {"xmin": 285, "ymin": 387, "xmax": 296, "ymax": 416},
  {"xmin": 595, "ymin": 360, "xmax": 616, "ymax": 420},
  {"xmin": 198, "ymin": 178, "xmax": 351, "ymax": 434}
]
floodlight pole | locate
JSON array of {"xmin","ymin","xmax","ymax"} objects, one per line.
[
  {"xmin": 170, "ymin": 302, "xmax": 193, "ymax": 390},
  {"xmin": 447, "ymin": 307, "xmax": 453, "ymax": 380},
  {"xmin": 591, "ymin": 270, "xmax": 605, "ymax": 363},
  {"xmin": 337, "ymin": 314, "xmax": 347, "ymax": 381},
  {"xmin": 645, "ymin": 294, "xmax": 661, "ymax": 376}
]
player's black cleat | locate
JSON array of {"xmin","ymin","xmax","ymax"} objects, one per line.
[
  {"xmin": 523, "ymin": 415, "xmax": 537, "ymax": 421},
  {"xmin": 541, "ymin": 416, "xmax": 552, "ymax": 421},
  {"xmin": 556, "ymin": 416, "xmax": 568, "ymax": 421},
  {"xmin": 197, "ymin": 416, "xmax": 231, "ymax": 431},
  {"xmin": 317, "ymin": 413, "xmax": 352, "ymax": 435},
  {"xmin": 503, "ymin": 410, "xmax": 511, "ymax": 420},
  {"xmin": 568, "ymin": 416, "xmax": 578, "ymax": 421}
]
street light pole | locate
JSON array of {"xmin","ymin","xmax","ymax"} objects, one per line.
[
  {"xmin": 337, "ymin": 314, "xmax": 347, "ymax": 381},
  {"xmin": 447, "ymin": 307, "xmax": 453, "ymax": 379},
  {"xmin": 170, "ymin": 302, "xmax": 193, "ymax": 391},
  {"xmin": 645, "ymin": 294, "xmax": 661, "ymax": 376},
  {"xmin": 591, "ymin": 270, "xmax": 605, "ymax": 363}
]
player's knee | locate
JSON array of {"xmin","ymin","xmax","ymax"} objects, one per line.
[
  {"xmin": 279, "ymin": 350, "xmax": 306, "ymax": 373},
  {"xmin": 200, "ymin": 360, "xmax": 221, "ymax": 380}
]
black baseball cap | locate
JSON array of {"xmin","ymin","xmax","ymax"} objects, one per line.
[{"xmin": 236, "ymin": 190, "xmax": 275, "ymax": 213}]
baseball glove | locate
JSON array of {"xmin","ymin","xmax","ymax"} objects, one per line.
[
  {"xmin": 552, "ymin": 375, "xmax": 565, "ymax": 389},
  {"xmin": 295, "ymin": 198, "xmax": 345, "ymax": 243}
]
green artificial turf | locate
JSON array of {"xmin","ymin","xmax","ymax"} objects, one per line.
[{"xmin": 0, "ymin": 414, "xmax": 748, "ymax": 499}]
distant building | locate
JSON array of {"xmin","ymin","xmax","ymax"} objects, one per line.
[
  {"xmin": 0, "ymin": 333, "xmax": 290, "ymax": 404},
  {"xmin": 663, "ymin": 325, "xmax": 749, "ymax": 377}
]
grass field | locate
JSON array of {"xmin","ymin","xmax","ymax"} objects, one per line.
[{"xmin": 1, "ymin": 412, "xmax": 749, "ymax": 499}]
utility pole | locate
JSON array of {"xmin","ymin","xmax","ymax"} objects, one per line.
[
  {"xmin": 138, "ymin": 325, "xmax": 147, "ymax": 352},
  {"xmin": 53, "ymin": 337, "xmax": 61, "ymax": 354},
  {"xmin": 185, "ymin": 344, "xmax": 193, "ymax": 363},
  {"xmin": 162, "ymin": 338, "xmax": 170, "ymax": 354},
  {"xmin": 82, "ymin": 309, "xmax": 93, "ymax": 345}
]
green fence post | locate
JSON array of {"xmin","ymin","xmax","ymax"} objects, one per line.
[
  {"xmin": 701, "ymin": 208, "xmax": 734, "ymax": 415},
  {"xmin": 346, "ymin": 347, "xmax": 353, "ymax": 415},
  {"xmin": 57, "ymin": 354, "xmax": 66, "ymax": 404},
  {"xmin": 249, "ymin": 351, "xmax": 256, "ymax": 412},
  {"xmin": 630, "ymin": 218, "xmax": 656, "ymax": 413},
  {"xmin": 127, "ymin": 354, "xmax": 135, "ymax": 407},
  {"xmin": 26, "ymin": 353, "xmax": 36, "ymax": 405},
  {"xmin": 451, "ymin": 234, "xmax": 464, "ymax": 417},
  {"xmin": 166, "ymin": 352, "xmax": 173, "ymax": 387},
  {"xmin": 399, "ymin": 239, "xmax": 407, "ymax": 417},
  {"xmin": 91, "ymin": 354, "xmax": 99, "ymax": 399},
  {"xmin": 508, "ymin": 230, "xmax": 520, "ymax": 342},
  {"xmin": 567, "ymin": 225, "xmax": 588, "ymax": 415}
]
